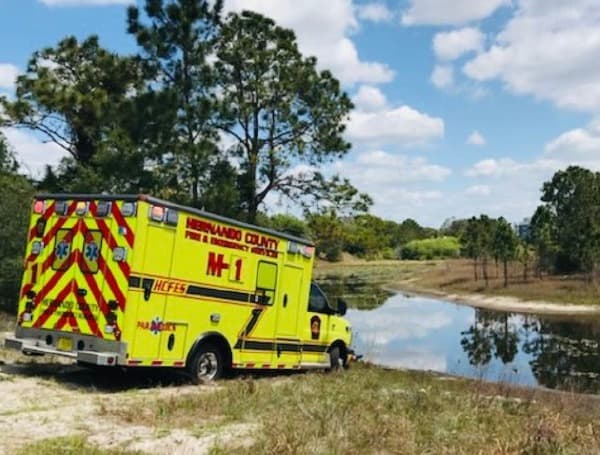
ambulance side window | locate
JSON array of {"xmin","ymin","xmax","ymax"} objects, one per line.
[
  {"xmin": 308, "ymin": 283, "xmax": 328, "ymax": 313},
  {"xmin": 256, "ymin": 261, "xmax": 277, "ymax": 305}
]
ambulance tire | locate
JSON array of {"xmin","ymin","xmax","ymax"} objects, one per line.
[
  {"xmin": 188, "ymin": 343, "xmax": 224, "ymax": 383},
  {"xmin": 328, "ymin": 345, "xmax": 344, "ymax": 372}
]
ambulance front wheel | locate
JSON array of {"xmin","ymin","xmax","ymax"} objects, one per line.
[{"xmin": 188, "ymin": 343, "xmax": 224, "ymax": 383}]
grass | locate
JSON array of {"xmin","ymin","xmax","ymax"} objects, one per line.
[
  {"xmin": 315, "ymin": 258, "xmax": 600, "ymax": 307},
  {"xmin": 98, "ymin": 364, "xmax": 600, "ymax": 454},
  {"xmin": 15, "ymin": 436, "xmax": 142, "ymax": 455},
  {"xmin": 406, "ymin": 259, "xmax": 600, "ymax": 306}
]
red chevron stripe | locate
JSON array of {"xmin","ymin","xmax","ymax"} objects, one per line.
[
  {"xmin": 97, "ymin": 255, "xmax": 126, "ymax": 311},
  {"xmin": 111, "ymin": 202, "xmax": 134, "ymax": 247},
  {"xmin": 81, "ymin": 265, "xmax": 122, "ymax": 340},
  {"xmin": 90, "ymin": 212, "xmax": 131, "ymax": 278},
  {"xmin": 75, "ymin": 293, "xmax": 102, "ymax": 338},
  {"xmin": 33, "ymin": 252, "xmax": 76, "ymax": 307},
  {"xmin": 54, "ymin": 311, "xmax": 79, "ymax": 332},
  {"xmin": 33, "ymin": 279, "xmax": 73, "ymax": 328}
]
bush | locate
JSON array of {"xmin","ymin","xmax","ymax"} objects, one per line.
[
  {"xmin": 0, "ymin": 174, "xmax": 34, "ymax": 313},
  {"xmin": 401, "ymin": 236, "xmax": 461, "ymax": 260}
]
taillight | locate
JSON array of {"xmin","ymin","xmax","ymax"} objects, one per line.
[{"xmin": 35, "ymin": 218, "xmax": 46, "ymax": 238}]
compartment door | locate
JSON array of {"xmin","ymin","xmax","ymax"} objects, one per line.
[
  {"xmin": 274, "ymin": 265, "xmax": 303, "ymax": 366},
  {"xmin": 131, "ymin": 224, "xmax": 175, "ymax": 361}
]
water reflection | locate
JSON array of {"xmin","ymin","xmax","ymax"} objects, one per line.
[{"xmin": 346, "ymin": 293, "xmax": 600, "ymax": 393}]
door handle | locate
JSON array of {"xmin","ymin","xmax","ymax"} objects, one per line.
[{"xmin": 283, "ymin": 294, "xmax": 288, "ymax": 308}]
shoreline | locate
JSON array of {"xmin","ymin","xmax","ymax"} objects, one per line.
[{"xmin": 387, "ymin": 284, "xmax": 600, "ymax": 316}]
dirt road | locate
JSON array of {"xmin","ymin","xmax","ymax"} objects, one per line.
[{"xmin": 0, "ymin": 338, "xmax": 253, "ymax": 455}]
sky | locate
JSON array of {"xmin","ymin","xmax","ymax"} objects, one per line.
[{"xmin": 1, "ymin": 0, "xmax": 599, "ymax": 227}]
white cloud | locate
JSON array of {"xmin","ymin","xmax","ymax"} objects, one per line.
[
  {"xmin": 1, "ymin": 128, "xmax": 68, "ymax": 178},
  {"xmin": 356, "ymin": 3, "xmax": 394, "ymax": 23},
  {"xmin": 336, "ymin": 150, "xmax": 451, "ymax": 185},
  {"xmin": 39, "ymin": 0, "xmax": 132, "ymax": 5},
  {"xmin": 347, "ymin": 106, "xmax": 444, "ymax": 146},
  {"xmin": 467, "ymin": 130, "xmax": 486, "ymax": 146},
  {"xmin": 430, "ymin": 65, "xmax": 454, "ymax": 89},
  {"xmin": 545, "ymin": 119, "xmax": 600, "ymax": 158},
  {"xmin": 352, "ymin": 85, "xmax": 387, "ymax": 112},
  {"xmin": 0, "ymin": 64, "xmax": 19, "ymax": 90},
  {"xmin": 433, "ymin": 27, "xmax": 484, "ymax": 61},
  {"xmin": 331, "ymin": 150, "xmax": 449, "ymax": 223},
  {"xmin": 402, "ymin": 0, "xmax": 510, "ymax": 26},
  {"xmin": 464, "ymin": 0, "xmax": 600, "ymax": 112},
  {"xmin": 225, "ymin": 0, "xmax": 394, "ymax": 86},
  {"xmin": 465, "ymin": 158, "xmax": 520, "ymax": 177},
  {"xmin": 465, "ymin": 185, "xmax": 491, "ymax": 196}
]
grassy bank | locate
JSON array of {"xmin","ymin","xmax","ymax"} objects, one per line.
[
  {"xmin": 90, "ymin": 365, "xmax": 600, "ymax": 454},
  {"xmin": 315, "ymin": 259, "xmax": 600, "ymax": 307}
]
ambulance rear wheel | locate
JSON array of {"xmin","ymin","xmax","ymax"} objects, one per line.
[
  {"xmin": 328, "ymin": 346, "xmax": 344, "ymax": 372},
  {"xmin": 188, "ymin": 343, "xmax": 224, "ymax": 383}
]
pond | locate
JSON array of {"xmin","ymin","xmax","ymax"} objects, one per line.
[{"xmin": 320, "ymin": 279, "xmax": 600, "ymax": 394}]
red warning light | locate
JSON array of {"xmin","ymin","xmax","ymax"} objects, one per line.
[{"xmin": 33, "ymin": 200, "xmax": 45, "ymax": 214}]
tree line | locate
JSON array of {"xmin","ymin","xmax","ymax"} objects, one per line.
[{"xmin": 0, "ymin": 0, "xmax": 369, "ymax": 224}]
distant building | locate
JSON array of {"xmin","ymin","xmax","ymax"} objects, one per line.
[{"xmin": 515, "ymin": 218, "xmax": 531, "ymax": 241}]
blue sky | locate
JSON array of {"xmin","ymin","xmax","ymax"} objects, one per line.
[{"xmin": 1, "ymin": 0, "xmax": 599, "ymax": 227}]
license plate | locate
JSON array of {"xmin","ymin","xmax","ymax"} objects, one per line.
[{"xmin": 57, "ymin": 337, "xmax": 73, "ymax": 352}]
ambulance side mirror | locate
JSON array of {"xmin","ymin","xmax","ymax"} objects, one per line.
[{"xmin": 337, "ymin": 298, "xmax": 347, "ymax": 316}]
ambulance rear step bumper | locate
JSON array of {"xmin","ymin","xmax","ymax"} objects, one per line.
[{"xmin": 4, "ymin": 334, "xmax": 122, "ymax": 366}]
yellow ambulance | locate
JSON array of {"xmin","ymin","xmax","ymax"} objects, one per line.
[{"xmin": 4, "ymin": 194, "xmax": 353, "ymax": 381}]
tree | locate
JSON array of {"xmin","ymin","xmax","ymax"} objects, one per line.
[
  {"xmin": 1, "ymin": 36, "xmax": 150, "ymax": 192},
  {"xmin": 127, "ymin": 0, "xmax": 223, "ymax": 207},
  {"xmin": 0, "ymin": 134, "xmax": 34, "ymax": 312},
  {"xmin": 539, "ymin": 166, "xmax": 600, "ymax": 276},
  {"xmin": 306, "ymin": 212, "xmax": 344, "ymax": 261},
  {"xmin": 462, "ymin": 217, "xmax": 483, "ymax": 281},
  {"xmin": 215, "ymin": 11, "xmax": 354, "ymax": 223},
  {"xmin": 529, "ymin": 205, "xmax": 558, "ymax": 277},
  {"xmin": 493, "ymin": 217, "xmax": 519, "ymax": 287}
]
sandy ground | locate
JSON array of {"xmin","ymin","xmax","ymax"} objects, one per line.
[
  {"xmin": 390, "ymin": 283, "xmax": 600, "ymax": 316},
  {"xmin": 0, "ymin": 339, "xmax": 254, "ymax": 454}
]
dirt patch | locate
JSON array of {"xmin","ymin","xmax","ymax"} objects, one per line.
[
  {"xmin": 0, "ymin": 358, "xmax": 249, "ymax": 454},
  {"xmin": 392, "ymin": 287, "xmax": 600, "ymax": 315}
]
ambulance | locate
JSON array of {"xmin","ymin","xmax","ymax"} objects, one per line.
[{"xmin": 4, "ymin": 194, "xmax": 353, "ymax": 381}]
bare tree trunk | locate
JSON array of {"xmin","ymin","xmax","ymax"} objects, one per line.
[
  {"xmin": 473, "ymin": 258, "xmax": 478, "ymax": 281},
  {"xmin": 483, "ymin": 256, "xmax": 489, "ymax": 288},
  {"xmin": 503, "ymin": 259, "xmax": 508, "ymax": 287}
]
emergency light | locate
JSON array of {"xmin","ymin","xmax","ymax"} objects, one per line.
[
  {"xmin": 55, "ymin": 200, "xmax": 69, "ymax": 216},
  {"xmin": 33, "ymin": 200, "xmax": 45, "ymax": 214},
  {"xmin": 165, "ymin": 209, "xmax": 179, "ymax": 226},
  {"xmin": 149, "ymin": 205, "xmax": 165, "ymax": 222},
  {"xmin": 96, "ymin": 201, "xmax": 111, "ymax": 217},
  {"xmin": 121, "ymin": 202, "xmax": 137, "ymax": 217},
  {"xmin": 75, "ymin": 201, "xmax": 89, "ymax": 216}
]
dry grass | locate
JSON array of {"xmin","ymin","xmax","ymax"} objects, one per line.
[
  {"xmin": 315, "ymin": 259, "xmax": 600, "ymax": 306},
  {"xmin": 406, "ymin": 259, "xmax": 600, "ymax": 306},
  {"xmin": 99, "ymin": 365, "xmax": 600, "ymax": 454}
]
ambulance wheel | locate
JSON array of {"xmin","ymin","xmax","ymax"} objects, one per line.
[
  {"xmin": 328, "ymin": 346, "xmax": 344, "ymax": 372},
  {"xmin": 188, "ymin": 343, "xmax": 224, "ymax": 383}
]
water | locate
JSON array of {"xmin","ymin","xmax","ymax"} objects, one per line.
[{"xmin": 344, "ymin": 293, "xmax": 600, "ymax": 393}]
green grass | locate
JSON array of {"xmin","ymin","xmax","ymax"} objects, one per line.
[
  {"xmin": 99, "ymin": 365, "xmax": 600, "ymax": 454},
  {"xmin": 15, "ymin": 436, "xmax": 142, "ymax": 455}
]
